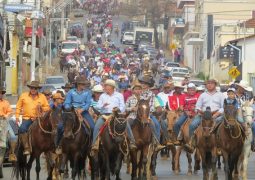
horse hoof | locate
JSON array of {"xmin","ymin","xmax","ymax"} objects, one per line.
[
  {"xmin": 174, "ymin": 170, "xmax": 180, "ymax": 175},
  {"xmin": 131, "ymin": 177, "xmax": 137, "ymax": 180},
  {"xmin": 193, "ymin": 170, "xmax": 198, "ymax": 175},
  {"xmin": 63, "ymin": 172, "xmax": 69, "ymax": 179},
  {"xmin": 152, "ymin": 176, "xmax": 158, "ymax": 180},
  {"xmin": 187, "ymin": 171, "xmax": 192, "ymax": 176}
]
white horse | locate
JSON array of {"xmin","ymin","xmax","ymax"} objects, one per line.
[{"xmin": 238, "ymin": 100, "xmax": 254, "ymax": 180}]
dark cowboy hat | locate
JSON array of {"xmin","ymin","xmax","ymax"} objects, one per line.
[
  {"xmin": 27, "ymin": 81, "xmax": 42, "ymax": 89},
  {"xmin": 0, "ymin": 86, "xmax": 6, "ymax": 94},
  {"xmin": 138, "ymin": 76, "xmax": 154, "ymax": 87},
  {"xmin": 75, "ymin": 76, "xmax": 91, "ymax": 86},
  {"xmin": 61, "ymin": 83, "xmax": 72, "ymax": 89}
]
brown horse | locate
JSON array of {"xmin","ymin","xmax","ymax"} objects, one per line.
[
  {"xmin": 60, "ymin": 109, "xmax": 92, "ymax": 180},
  {"xmin": 95, "ymin": 108, "xmax": 127, "ymax": 180},
  {"xmin": 14, "ymin": 106, "xmax": 62, "ymax": 180},
  {"xmin": 130, "ymin": 99, "xmax": 153, "ymax": 180},
  {"xmin": 174, "ymin": 116, "xmax": 201, "ymax": 175},
  {"xmin": 216, "ymin": 100, "xmax": 245, "ymax": 180},
  {"xmin": 196, "ymin": 107, "xmax": 218, "ymax": 180}
]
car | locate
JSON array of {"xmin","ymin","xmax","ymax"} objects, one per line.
[
  {"xmin": 39, "ymin": 84, "xmax": 56, "ymax": 93},
  {"xmin": 61, "ymin": 41, "xmax": 79, "ymax": 55},
  {"xmin": 45, "ymin": 76, "xmax": 65, "ymax": 89},
  {"xmin": 137, "ymin": 42, "xmax": 154, "ymax": 52},
  {"xmin": 73, "ymin": 9, "xmax": 85, "ymax": 18},
  {"xmin": 164, "ymin": 62, "xmax": 180, "ymax": 71},
  {"xmin": 122, "ymin": 31, "xmax": 135, "ymax": 44},
  {"xmin": 170, "ymin": 67, "xmax": 190, "ymax": 82},
  {"xmin": 189, "ymin": 79, "xmax": 205, "ymax": 87},
  {"xmin": 66, "ymin": 36, "xmax": 81, "ymax": 44}
]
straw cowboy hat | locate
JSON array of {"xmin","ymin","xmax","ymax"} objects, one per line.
[
  {"xmin": 104, "ymin": 79, "xmax": 116, "ymax": 88},
  {"xmin": 61, "ymin": 83, "xmax": 72, "ymax": 89},
  {"xmin": 131, "ymin": 83, "xmax": 142, "ymax": 90},
  {"xmin": 27, "ymin": 81, "xmax": 42, "ymax": 89},
  {"xmin": 174, "ymin": 81, "xmax": 185, "ymax": 89},
  {"xmin": 163, "ymin": 81, "xmax": 174, "ymax": 88},
  {"xmin": 42, "ymin": 89, "xmax": 52, "ymax": 96},
  {"xmin": 0, "ymin": 86, "xmax": 6, "ymax": 94},
  {"xmin": 138, "ymin": 76, "xmax": 154, "ymax": 87},
  {"xmin": 92, "ymin": 84, "xmax": 104, "ymax": 93},
  {"xmin": 79, "ymin": 45, "xmax": 86, "ymax": 51},
  {"xmin": 52, "ymin": 93, "xmax": 65, "ymax": 100},
  {"xmin": 236, "ymin": 80, "xmax": 253, "ymax": 92}
]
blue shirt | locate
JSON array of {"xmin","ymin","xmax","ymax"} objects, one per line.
[
  {"xmin": 92, "ymin": 76, "xmax": 102, "ymax": 85},
  {"xmin": 96, "ymin": 91, "xmax": 125, "ymax": 114},
  {"xmin": 64, "ymin": 88, "xmax": 92, "ymax": 111}
]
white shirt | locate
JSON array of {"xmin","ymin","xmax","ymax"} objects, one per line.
[{"xmin": 157, "ymin": 91, "xmax": 173, "ymax": 107}]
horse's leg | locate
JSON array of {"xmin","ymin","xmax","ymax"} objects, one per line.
[
  {"xmin": 217, "ymin": 155, "xmax": 221, "ymax": 169},
  {"xmin": 59, "ymin": 154, "xmax": 67, "ymax": 174},
  {"xmin": 170, "ymin": 145, "xmax": 176, "ymax": 171},
  {"xmin": 194, "ymin": 149, "xmax": 201, "ymax": 174},
  {"xmin": 35, "ymin": 157, "xmax": 41, "ymax": 180},
  {"xmin": 104, "ymin": 151, "xmax": 110, "ymax": 180},
  {"xmin": 211, "ymin": 154, "xmax": 218, "ymax": 180},
  {"xmin": 222, "ymin": 151, "xmax": 230, "ymax": 180},
  {"xmin": 26, "ymin": 154, "xmax": 35, "ymax": 180},
  {"xmin": 72, "ymin": 154, "xmax": 79, "ymax": 180},
  {"xmin": 64, "ymin": 162, "xmax": 69, "ymax": 179},
  {"xmin": 150, "ymin": 151, "xmax": 157, "ymax": 177},
  {"xmin": 186, "ymin": 152, "xmax": 192, "ymax": 175},
  {"xmin": 142, "ymin": 146, "xmax": 149, "ymax": 180},
  {"xmin": 174, "ymin": 146, "xmax": 182, "ymax": 174},
  {"xmin": 130, "ymin": 151, "xmax": 138, "ymax": 180},
  {"xmin": 115, "ymin": 153, "xmax": 123, "ymax": 180}
]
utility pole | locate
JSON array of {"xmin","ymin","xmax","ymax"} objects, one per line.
[
  {"xmin": 17, "ymin": 16, "xmax": 24, "ymax": 96},
  {"xmin": 60, "ymin": 5, "xmax": 65, "ymax": 40}
]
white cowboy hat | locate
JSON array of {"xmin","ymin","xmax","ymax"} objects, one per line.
[
  {"xmin": 104, "ymin": 79, "xmax": 116, "ymax": 88},
  {"xmin": 236, "ymin": 80, "xmax": 253, "ymax": 92},
  {"xmin": 80, "ymin": 45, "xmax": 86, "ymax": 50},
  {"xmin": 92, "ymin": 84, "xmax": 104, "ymax": 93},
  {"xmin": 187, "ymin": 83, "xmax": 196, "ymax": 89},
  {"xmin": 174, "ymin": 81, "xmax": 185, "ymax": 88}
]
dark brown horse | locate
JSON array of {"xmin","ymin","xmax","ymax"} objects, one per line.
[
  {"xmin": 196, "ymin": 107, "xmax": 218, "ymax": 180},
  {"xmin": 60, "ymin": 109, "xmax": 92, "ymax": 180},
  {"xmin": 216, "ymin": 100, "xmax": 245, "ymax": 180},
  {"xmin": 94, "ymin": 108, "xmax": 127, "ymax": 180},
  {"xmin": 13, "ymin": 106, "xmax": 62, "ymax": 180},
  {"xmin": 130, "ymin": 99, "xmax": 153, "ymax": 180}
]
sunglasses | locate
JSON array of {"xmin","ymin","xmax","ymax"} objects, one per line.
[{"xmin": 30, "ymin": 87, "xmax": 39, "ymax": 90}]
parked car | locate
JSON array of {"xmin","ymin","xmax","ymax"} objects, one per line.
[
  {"xmin": 121, "ymin": 31, "xmax": 135, "ymax": 45},
  {"xmin": 170, "ymin": 67, "xmax": 190, "ymax": 82},
  {"xmin": 66, "ymin": 36, "xmax": 81, "ymax": 44},
  {"xmin": 61, "ymin": 41, "xmax": 79, "ymax": 55},
  {"xmin": 39, "ymin": 84, "xmax": 56, "ymax": 93},
  {"xmin": 164, "ymin": 62, "xmax": 180, "ymax": 71},
  {"xmin": 45, "ymin": 76, "xmax": 65, "ymax": 89}
]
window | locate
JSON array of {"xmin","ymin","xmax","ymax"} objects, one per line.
[{"xmin": 46, "ymin": 78, "xmax": 64, "ymax": 84}]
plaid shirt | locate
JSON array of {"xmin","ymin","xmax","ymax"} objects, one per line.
[
  {"xmin": 126, "ymin": 95, "xmax": 139, "ymax": 119},
  {"xmin": 140, "ymin": 90, "xmax": 155, "ymax": 112}
]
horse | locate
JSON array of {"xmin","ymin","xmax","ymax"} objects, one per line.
[
  {"xmin": 174, "ymin": 115, "xmax": 201, "ymax": 175},
  {"xmin": 60, "ymin": 109, "xmax": 92, "ymax": 180},
  {"xmin": 130, "ymin": 99, "xmax": 153, "ymax": 180},
  {"xmin": 238, "ymin": 100, "xmax": 253, "ymax": 180},
  {"xmin": 95, "ymin": 108, "xmax": 128, "ymax": 180},
  {"xmin": 196, "ymin": 107, "xmax": 218, "ymax": 180},
  {"xmin": 67, "ymin": 69, "xmax": 77, "ymax": 84},
  {"xmin": 216, "ymin": 100, "xmax": 245, "ymax": 180},
  {"xmin": 13, "ymin": 106, "xmax": 62, "ymax": 180}
]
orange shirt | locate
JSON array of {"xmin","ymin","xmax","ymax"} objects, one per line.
[
  {"xmin": 16, "ymin": 92, "xmax": 50, "ymax": 120},
  {"xmin": 0, "ymin": 99, "xmax": 12, "ymax": 118}
]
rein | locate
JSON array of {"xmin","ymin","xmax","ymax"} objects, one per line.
[
  {"xmin": 63, "ymin": 111, "xmax": 82, "ymax": 135},
  {"xmin": 38, "ymin": 111, "xmax": 55, "ymax": 134},
  {"xmin": 108, "ymin": 116, "xmax": 127, "ymax": 137},
  {"xmin": 223, "ymin": 114, "xmax": 242, "ymax": 139}
]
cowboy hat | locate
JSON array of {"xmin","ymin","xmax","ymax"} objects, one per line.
[
  {"xmin": 52, "ymin": 93, "xmax": 64, "ymax": 100},
  {"xmin": 27, "ymin": 81, "xmax": 42, "ymax": 89},
  {"xmin": 131, "ymin": 83, "xmax": 142, "ymax": 90},
  {"xmin": 174, "ymin": 81, "xmax": 185, "ymax": 89},
  {"xmin": 205, "ymin": 79, "xmax": 218, "ymax": 85},
  {"xmin": 163, "ymin": 81, "xmax": 174, "ymax": 88},
  {"xmin": 92, "ymin": 84, "xmax": 104, "ymax": 93},
  {"xmin": 79, "ymin": 45, "xmax": 86, "ymax": 51},
  {"xmin": 138, "ymin": 76, "xmax": 154, "ymax": 87},
  {"xmin": 104, "ymin": 79, "xmax": 116, "ymax": 88},
  {"xmin": 118, "ymin": 75, "xmax": 126, "ymax": 79},
  {"xmin": 0, "ymin": 86, "xmax": 6, "ymax": 94},
  {"xmin": 75, "ymin": 76, "xmax": 90, "ymax": 85},
  {"xmin": 236, "ymin": 80, "xmax": 253, "ymax": 92},
  {"xmin": 61, "ymin": 83, "xmax": 72, "ymax": 89},
  {"xmin": 187, "ymin": 83, "xmax": 196, "ymax": 89},
  {"xmin": 227, "ymin": 88, "xmax": 236, "ymax": 93},
  {"xmin": 42, "ymin": 89, "xmax": 52, "ymax": 95}
]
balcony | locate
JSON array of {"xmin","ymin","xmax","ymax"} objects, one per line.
[{"xmin": 177, "ymin": 0, "xmax": 195, "ymax": 9}]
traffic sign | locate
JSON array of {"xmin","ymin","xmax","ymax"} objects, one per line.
[
  {"xmin": 4, "ymin": 4, "xmax": 34, "ymax": 13},
  {"xmin": 228, "ymin": 67, "xmax": 240, "ymax": 79}
]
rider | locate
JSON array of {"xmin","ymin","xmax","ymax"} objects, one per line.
[
  {"xmin": 91, "ymin": 79, "xmax": 126, "ymax": 156},
  {"xmin": 125, "ymin": 83, "xmax": 143, "ymax": 150},
  {"xmin": 173, "ymin": 83, "xmax": 200, "ymax": 145},
  {"xmin": 138, "ymin": 76, "xmax": 165, "ymax": 151},
  {"xmin": 64, "ymin": 76, "xmax": 94, "ymax": 131},
  {"xmin": 184, "ymin": 79, "xmax": 225, "ymax": 153},
  {"xmin": 16, "ymin": 81, "xmax": 50, "ymax": 155},
  {"xmin": 0, "ymin": 86, "xmax": 15, "ymax": 161},
  {"xmin": 157, "ymin": 81, "xmax": 174, "ymax": 108},
  {"xmin": 61, "ymin": 83, "xmax": 73, "ymax": 94}
]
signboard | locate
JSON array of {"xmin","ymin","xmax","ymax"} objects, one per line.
[
  {"xmin": 4, "ymin": 4, "xmax": 34, "ymax": 13},
  {"xmin": 228, "ymin": 67, "xmax": 240, "ymax": 79}
]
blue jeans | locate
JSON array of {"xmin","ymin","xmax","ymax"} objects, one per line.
[
  {"xmin": 82, "ymin": 111, "xmax": 95, "ymax": 131},
  {"xmin": 150, "ymin": 115, "xmax": 160, "ymax": 141},
  {"xmin": 92, "ymin": 117, "xmax": 105, "ymax": 144},
  {"xmin": 126, "ymin": 119, "xmax": 135, "ymax": 143},
  {"xmin": 174, "ymin": 113, "xmax": 188, "ymax": 135},
  {"xmin": 251, "ymin": 122, "xmax": 255, "ymax": 145},
  {"xmin": 189, "ymin": 115, "xmax": 223, "ymax": 136},
  {"xmin": 56, "ymin": 122, "xmax": 64, "ymax": 146},
  {"xmin": 7, "ymin": 119, "xmax": 18, "ymax": 142},
  {"xmin": 19, "ymin": 120, "xmax": 33, "ymax": 134}
]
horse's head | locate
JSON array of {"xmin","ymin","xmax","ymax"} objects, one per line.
[
  {"xmin": 137, "ymin": 99, "xmax": 150, "ymax": 125},
  {"xmin": 201, "ymin": 107, "xmax": 214, "ymax": 137},
  {"xmin": 110, "ymin": 108, "xmax": 127, "ymax": 143},
  {"xmin": 167, "ymin": 110, "xmax": 179, "ymax": 131},
  {"xmin": 224, "ymin": 99, "xmax": 238, "ymax": 125},
  {"xmin": 49, "ymin": 106, "xmax": 63, "ymax": 134},
  {"xmin": 62, "ymin": 108, "xmax": 77, "ymax": 139},
  {"xmin": 242, "ymin": 99, "xmax": 254, "ymax": 125}
]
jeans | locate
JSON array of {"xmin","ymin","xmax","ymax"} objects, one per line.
[
  {"xmin": 126, "ymin": 118, "xmax": 135, "ymax": 143},
  {"xmin": 150, "ymin": 115, "xmax": 160, "ymax": 141},
  {"xmin": 7, "ymin": 120, "xmax": 17, "ymax": 142},
  {"xmin": 19, "ymin": 120, "xmax": 33, "ymax": 134},
  {"xmin": 174, "ymin": 113, "xmax": 188, "ymax": 135},
  {"xmin": 92, "ymin": 117, "xmax": 105, "ymax": 144},
  {"xmin": 189, "ymin": 115, "xmax": 223, "ymax": 136},
  {"xmin": 251, "ymin": 122, "xmax": 255, "ymax": 145},
  {"xmin": 56, "ymin": 122, "xmax": 64, "ymax": 146},
  {"xmin": 82, "ymin": 111, "xmax": 95, "ymax": 131}
]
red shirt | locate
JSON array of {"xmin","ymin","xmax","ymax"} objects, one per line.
[
  {"xmin": 183, "ymin": 93, "xmax": 200, "ymax": 117},
  {"xmin": 168, "ymin": 93, "xmax": 185, "ymax": 111}
]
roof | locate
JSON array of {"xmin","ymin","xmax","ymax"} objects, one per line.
[{"xmin": 228, "ymin": 34, "xmax": 255, "ymax": 44}]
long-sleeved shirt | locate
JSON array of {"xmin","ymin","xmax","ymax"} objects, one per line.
[
  {"xmin": 0, "ymin": 99, "xmax": 12, "ymax": 118},
  {"xmin": 126, "ymin": 95, "xmax": 139, "ymax": 119},
  {"xmin": 195, "ymin": 90, "xmax": 225, "ymax": 113},
  {"xmin": 64, "ymin": 88, "xmax": 92, "ymax": 111},
  {"xmin": 157, "ymin": 91, "xmax": 173, "ymax": 108},
  {"xmin": 16, "ymin": 92, "xmax": 50, "ymax": 120},
  {"xmin": 96, "ymin": 91, "xmax": 125, "ymax": 114},
  {"xmin": 140, "ymin": 90, "xmax": 155, "ymax": 112}
]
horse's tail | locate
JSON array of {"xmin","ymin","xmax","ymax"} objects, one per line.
[{"xmin": 11, "ymin": 138, "xmax": 27, "ymax": 180}]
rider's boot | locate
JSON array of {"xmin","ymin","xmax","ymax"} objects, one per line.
[
  {"xmin": 173, "ymin": 131, "xmax": 183, "ymax": 146},
  {"xmin": 184, "ymin": 134, "xmax": 196, "ymax": 153},
  {"xmin": 90, "ymin": 137, "xmax": 100, "ymax": 157},
  {"xmin": 153, "ymin": 136, "xmax": 165, "ymax": 152},
  {"xmin": 20, "ymin": 133, "xmax": 30, "ymax": 155},
  {"xmin": 8, "ymin": 141, "xmax": 17, "ymax": 162}
]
